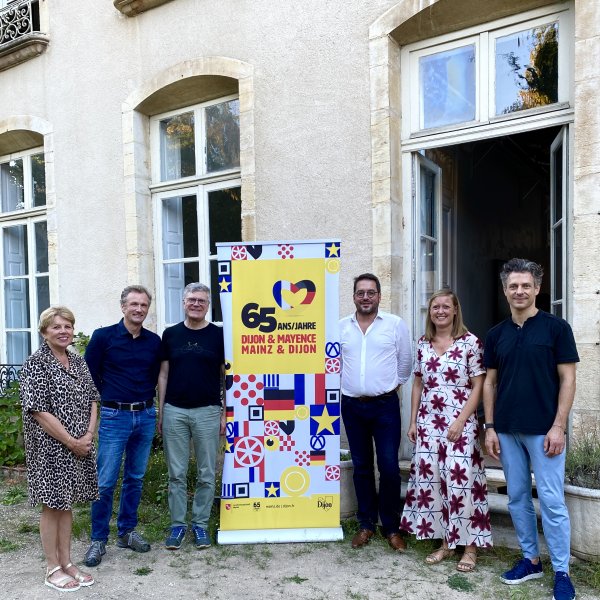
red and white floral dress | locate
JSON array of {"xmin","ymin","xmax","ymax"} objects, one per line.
[{"xmin": 400, "ymin": 332, "xmax": 492, "ymax": 548}]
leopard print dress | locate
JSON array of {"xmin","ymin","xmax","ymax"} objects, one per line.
[{"xmin": 20, "ymin": 342, "xmax": 99, "ymax": 510}]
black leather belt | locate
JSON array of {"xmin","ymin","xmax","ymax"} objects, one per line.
[
  {"xmin": 101, "ymin": 399, "xmax": 154, "ymax": 411},
  {"xmin": 346, "ymin": 389, "xmax": 398, "ymax": 403}
]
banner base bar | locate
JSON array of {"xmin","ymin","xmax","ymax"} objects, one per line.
[{"xmin": 217, "ymin": 527, "xmax": 343, "ymax": 545}]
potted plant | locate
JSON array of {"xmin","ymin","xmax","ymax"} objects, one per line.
[{"xmin": 564, "ymin": 425, "xmax": 600, "ymax": 561}]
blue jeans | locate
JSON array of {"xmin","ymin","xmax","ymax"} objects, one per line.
[
  {"xmin": 341, "ymin": 393, "xmax": 401, "ymax": 535},
  {"xmin": 162, "ymin": 404, "xmax": 221, "ymax": 529},
  {"xmin": 91, "ymin": 405, "xmax": 156, "ymax": 542},
  {"xmin": 499, "ymin": 432, "xmax": 571, "ymax": 572}
]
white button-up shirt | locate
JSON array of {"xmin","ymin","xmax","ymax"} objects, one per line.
[{"xmin": 339, "ymin": 310, "xmax": 412, "ymax": 397}]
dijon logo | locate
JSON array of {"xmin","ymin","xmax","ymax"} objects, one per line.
[{"xmin": 317, "ymin": 496, "xmax": 333, "ymax": 511}]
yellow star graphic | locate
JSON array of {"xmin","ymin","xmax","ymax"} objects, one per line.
[
  {"xmin": 219, "ymin": 277, "xmax": 230, "ymax": 292},
  {"xmin": 326, "ymin": 243, "xmax": 340, "ymax": 257},
  {"xmin": 265, "ymin": 483, "xmax": 279, "ymax": 497},
  {"xmin": 313, "ymin": 405, "xmax": 338, "ymax": 434},
  {"xmin": 224, "ymin": 439, "xmax": 233, "ymax": 453}
]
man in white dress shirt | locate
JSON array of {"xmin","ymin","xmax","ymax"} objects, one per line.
[{"xmin": 340, "ymin": 273, "xmax": 412, "ymax": 550}]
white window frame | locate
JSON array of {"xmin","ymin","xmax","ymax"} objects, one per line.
[
  {"xmin": 150, "ymin": 96, "xmax": 241, "ymax": 331},
  {"xmin": 401, "ymin": 2, "xmax": 573, "ymax": 141},
  {"xmin": 0, "ymin": 145, "xmax": 47, "ymax": 363}
]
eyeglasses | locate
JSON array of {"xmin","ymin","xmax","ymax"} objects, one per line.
[
  {"xmin": 354, "ymin": 290, "xmax": 378, "ymax": 299},
  {"xmin": 185, "ymin": 298, "xmax": 209, "ymax": 306}
]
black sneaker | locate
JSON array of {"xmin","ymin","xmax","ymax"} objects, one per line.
[
  {"xmin": 117, "ymin": 530, "xmax": 151, "ymax": 552},
  {"xmin": 84, "ymin": 540, "xmax": 106, "ymax": 567}
]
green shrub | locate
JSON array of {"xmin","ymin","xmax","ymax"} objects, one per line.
[
  {"xmin": 566, "ymin": 426, "xmax": 600, "ymax": 489},
  {"xmin": 0, "ymin": 382, "xmax": 24, "ymax": 467}
]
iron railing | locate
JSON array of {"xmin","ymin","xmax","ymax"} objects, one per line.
[
  {"xmin": 0, "ymin": 364, "xmax": 19, "ymax": 396},
  {"xmin": 0, "ymin": 0, "xmax": 39, "ymax": 48}
]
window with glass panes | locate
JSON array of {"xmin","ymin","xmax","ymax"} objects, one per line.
[
  {"xmin": 0, "ymin": 148, "xmax": 48, "ymax": 364},
  {"xmin": 151, "ymin": 96, "xmax": 241, "ymax": 327}
]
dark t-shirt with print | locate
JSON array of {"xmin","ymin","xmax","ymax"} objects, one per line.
[{"xmin": 161, "ymin": 321, "xmax": 224, "ymax": 409}]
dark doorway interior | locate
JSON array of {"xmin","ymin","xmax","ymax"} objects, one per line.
[{"xmin": 431, "ymin": 126, "xmax": 561, "ymax": 342}]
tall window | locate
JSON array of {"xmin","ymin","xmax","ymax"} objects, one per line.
[
  {"xmin": 0, "ymin": 148, "xmax": 48, "ymax": 363},
  {"xmin": 151, "ymin": 96, "xmax": 241, "ymax": 326}
]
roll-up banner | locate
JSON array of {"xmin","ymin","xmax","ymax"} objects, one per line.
[{"xmin": 216, "ymin": 240, "xmax": 342, "ymax": 544}]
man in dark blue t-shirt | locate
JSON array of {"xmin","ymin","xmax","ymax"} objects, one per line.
[
  {"xmin": 158, "ymin": 282, "xmax": 225, "ymax": 551},
  {"xmin": 483, "ymin": 258, "xmax": 579, "ymax": 600}
]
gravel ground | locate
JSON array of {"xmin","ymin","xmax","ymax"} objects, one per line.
[{"xmin": 0, "ymin": 477, "xmax": 597, "ymax": 600}]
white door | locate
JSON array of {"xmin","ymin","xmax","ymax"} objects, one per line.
[
  {"xmin": 550, "ymin": 126, "xmax": 568, "ymax": 318},
  {"xmin": 414, "ymin": 153, "xmax": 442, "ymax": 337}
]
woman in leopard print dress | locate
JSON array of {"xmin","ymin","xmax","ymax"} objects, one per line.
[{"xmin": 20, "ymin": 306, "xmax": 99, "ymax": 592}]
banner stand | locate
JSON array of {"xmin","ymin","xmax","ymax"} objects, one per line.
[{"xmin": 218, "ymin": 527, "xmax": 343, "ymax": 545}]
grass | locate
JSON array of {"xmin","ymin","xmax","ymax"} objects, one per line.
[
  {"xmin": 1, "ymin": 484, "xmax": 27, "ymax": 505},
  {"xmin": 447, "ymin": 573, "xmax": 475, "ymax": 592},
  {"xmin": 282, "ymin": 574, "xmax": 308, "ymax": 584},
  {"xmin": 134, "ymin": 566, "xmax": 153, "ymax": 576},
  {"xmin": 0, "ymin": 538, "xmax": 18, "ymax": 552}
]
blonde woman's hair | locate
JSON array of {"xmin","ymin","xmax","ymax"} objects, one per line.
[
  {"xmin": 38, "ymin": 306, "xmax": 75, "ymax": 333},
  {"xmin": 424, "ymin": 289, "xmax": 468, "ymax": 341}
]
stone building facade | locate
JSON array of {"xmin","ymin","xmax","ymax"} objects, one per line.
[{"xmin": 0, "ymin": 0, "xmax": 597, "ymax": 449}]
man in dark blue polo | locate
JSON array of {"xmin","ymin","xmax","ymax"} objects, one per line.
[{"xmin": 83, "ymin": 285, "xmax": 161, "ymax": 567}]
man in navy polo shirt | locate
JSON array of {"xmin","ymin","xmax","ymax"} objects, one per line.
[
  {"xmin": 83, "ymin": 285, "xmax": 161, "ymax": 567},
  {"xmin": 483, "ymin": 259, "xmax": 579, "ymax": 600}
]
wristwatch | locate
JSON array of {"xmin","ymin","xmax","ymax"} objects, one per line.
[{"xmin": 483, "ymin": 422, "xmax": 495, "ymax": 431}]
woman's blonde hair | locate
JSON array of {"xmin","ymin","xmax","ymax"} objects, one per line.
[
  {"xmin": 38, "ymin": 306, "xmax": 75, "ymax": 333},
  {"xmin": 424, "ymin": 289, "xmax": 468, "ymax": 341}
]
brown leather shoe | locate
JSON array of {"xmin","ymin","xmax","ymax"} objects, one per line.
[
  {"xmin": 351, "ymin": 528, "xmax": 374, "ymax": 549},
  {"xmin": 386, "ymin": 533, "xmax": 407, "ymax": 552}
]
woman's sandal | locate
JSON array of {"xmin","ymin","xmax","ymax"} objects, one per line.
[
  {"xmin": 425, "ymin": 546, "xmax": 455, "ymax": 564},
  {"xmin": 44, "ymin": 565, "xmax": 80, "ymax": 592},
  {"xmin": 456, "ymin": 549, "xmax": 477, "ymax": 573},
  {"xmin": 63, "ymin": 562, "xmax": 95, "ymax": 587}
]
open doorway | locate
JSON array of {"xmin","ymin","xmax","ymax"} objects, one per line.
[{"xmin": 421, "ymin": 125, "xmax": 562, "ymax": 341}]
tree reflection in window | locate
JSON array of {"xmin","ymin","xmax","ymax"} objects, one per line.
[
  {"xmin": 206, "ymin": 99, "xmax": 240, "ymax": 173},
  {"xmin": 496, "ymin": 23, "xmax": 558, "ymax": 115}
]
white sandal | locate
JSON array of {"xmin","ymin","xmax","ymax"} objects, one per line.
[
  {"xmin": 63, "ymin": 562, "xmax": 95, "ymax": 587},
  {"xmin": 44, "ymin": 565, "xmax": 80, "ymax": 592}
]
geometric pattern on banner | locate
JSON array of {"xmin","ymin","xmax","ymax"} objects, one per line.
[
  {"xmin": 218, "ymin": 261, "xmax": 231, "ymax": 276},
  {"xmin": 325, "ymin": 357, "xmax": 341, "ymax": 373},
  {"xmin": 279, "ymin": 436, "xmax": 295, "ymax": 452},
  {"xmin": 264, "ymin": 482, "xmax": 280, "ymax": 497},
  {"xmin": 326, "ymin": 389, "xmax": 340, "ymax": 404},
  {"xmin": 325, "ymin": 465, "xmax": 341, "ymax": 481},
  {"xmin": 231, "ymin": 245, "xmax": 248, "ymax": 261},
  {"xmin": 219, "ymin": 275, "xmax": 232, "ymax": 293},
  {"xmin": 310, "ymin": 403, "xmax": 340, "ymax": 436},
  {"xmin": 310, "ymin": 435, "xmax": 326, "ymax": 451},
  {"xmin": 249, "ymin": 405, "xmax": 264, "ymax": 421},
  {"xmin": 234, "ymin": 483, "xmax": 250, "ymax": 498},
  {"xmin": 294, "ymin": 450, "xmax": 310, "ymax": 466},
  {"xmin": 231, "ymin": 374, "xmax": 264, "ymax": 407},
  {"xmin": 263, "ymin": 374, "xmax": 279, "ymax": 389},
  {"xmin": 325, "ymin": 341, "xmax": 341, "ymax": 358},
  {"xmin": 310, "ymin": 450, "xmax": 326, "ymax": 465},
  {"xmin": 234, "ymin": 437, "xmax": 264, "ymax": 468},
  {"xmin": 324, "ymin": 241, "xmax": 340, "ymax": 258}
]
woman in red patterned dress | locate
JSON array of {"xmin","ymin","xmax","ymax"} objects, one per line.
[{"xmin": 400, "ymin": 290, "xmax": 491, "ymax": 572}]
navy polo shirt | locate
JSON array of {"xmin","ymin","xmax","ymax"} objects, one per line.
[
  {"xmin": 483, "ymin": 310, "xmax": 579, "ymax": 435},
  {"xmin": 85, "ymin": 319, "xmax": 161, "ymax": 403}
]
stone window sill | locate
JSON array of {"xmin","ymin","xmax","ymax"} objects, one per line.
[{"xmin": 113, "ymin": 0, "xmax": 174, "ymax": 17}]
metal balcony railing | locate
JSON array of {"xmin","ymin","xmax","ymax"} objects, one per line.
[
  {"xmin": 0, "ymin": 0, "xmax": 39, "ymax": 48},
  {"xmin": 0, "ymin": 364, "xmax": 20, "ymax": 396}
]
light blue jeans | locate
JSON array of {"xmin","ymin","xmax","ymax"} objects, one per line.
[
  {"xmin": 499, "ymin": 432, "xmax": 570, "ymax": 572},
  {"xmin": 91, "ymin": 405, "xmax": 156, "ymax": 541},
  {"xmin": 162, "ymin": 403, "xmax": 221, "ymax": 529}
]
